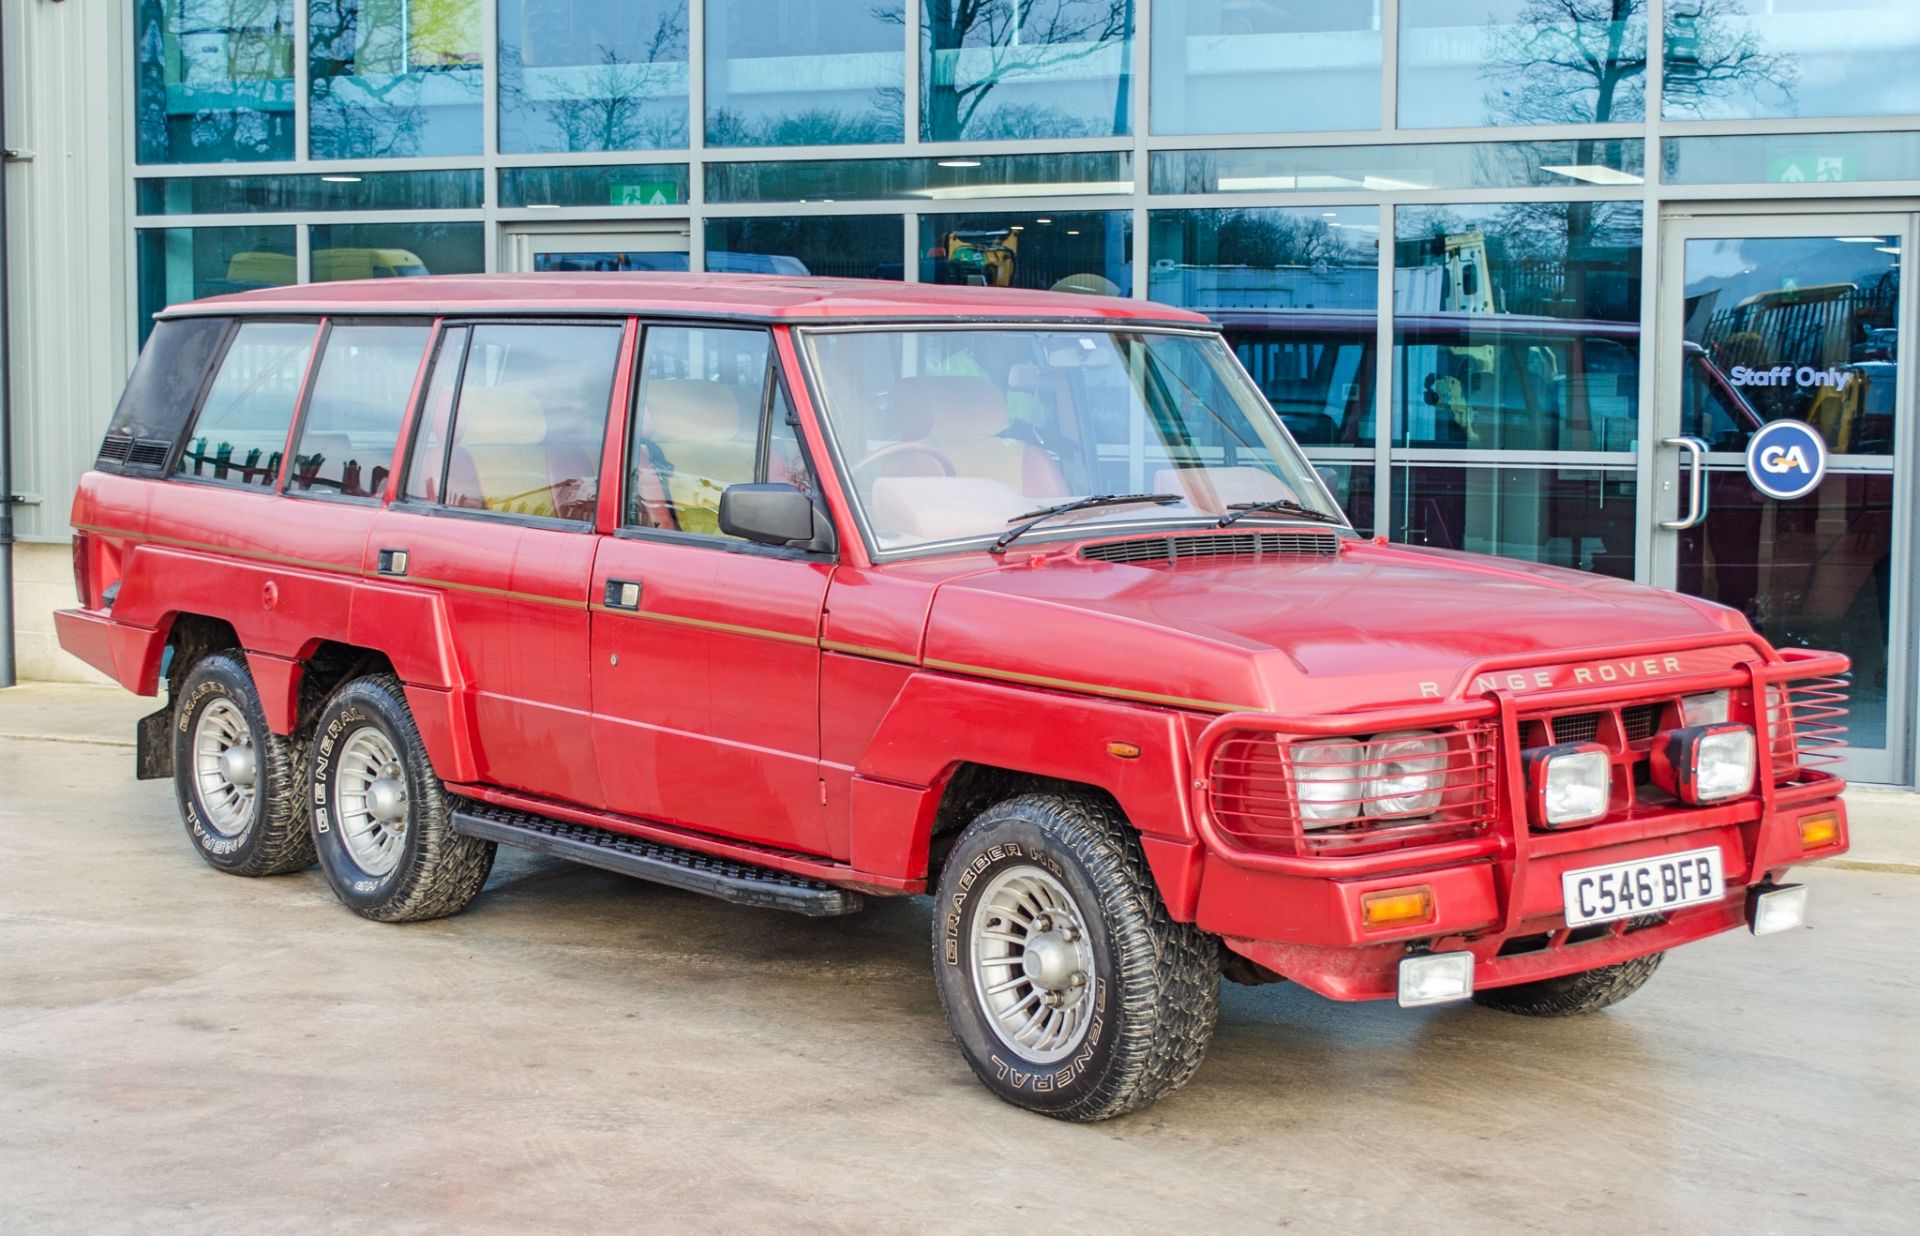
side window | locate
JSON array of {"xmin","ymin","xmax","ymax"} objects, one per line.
[
  {"xmin": 626, "ymin": 326, "xmax": 772, "ymax": 537},
  {"xmin": 440, "ymin": 323, "xmax": 619, "ymax": 522},
  {"xmin": 98, "ymin": 316, "xmax": 230, "ymax": 474},
  {"xmin": 175, "ymin": 321, "xmax": 317, "ymax": 487},
  {"xmin": 287, "ymin": 323, "xmax": 431, "ymax": 499},
  {"xmin": 402, "ymin": 327, "xmax": 469, "ymax": 504}
]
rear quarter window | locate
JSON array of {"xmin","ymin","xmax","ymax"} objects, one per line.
[
  {"xmin": 175, "ymin": 321, "xmax": 320, "ymax": 488},
  {"xmin": 95, "ymin": 317, "xmax": 231, "ymax": 475}
]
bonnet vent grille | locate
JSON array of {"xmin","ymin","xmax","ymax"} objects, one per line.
[{"xmin": 1081, "ymin": 530, "xmax": 1341, "ymax": 566}]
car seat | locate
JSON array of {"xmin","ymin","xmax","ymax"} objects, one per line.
[
  {"xmin": 891, "ymin": 375, "xmax": 1065, "ymax": 497},
  {"xmin": 644, "ymin": 379, "xmax": 757, "ymax": 535},
  {"xmin": 446, "ymin": 386, "xmax": 561, "ymax": 518}
]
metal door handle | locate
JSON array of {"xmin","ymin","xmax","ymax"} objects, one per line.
[
  {"xmin": 603, "ymin": 579, "xmax": 642, "ymax": 610},
  {"xmin": 1660, "ymin": 436, "xmax": 1709, "ymax": 531},
  {"xmin": 376, "ymin": 548, "xmax": 409, "ymax": 576}
]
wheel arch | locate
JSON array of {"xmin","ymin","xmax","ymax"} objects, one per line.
[{"xmin": 846, "ymin": 671, "xmax": 1207, "ymax": 916}]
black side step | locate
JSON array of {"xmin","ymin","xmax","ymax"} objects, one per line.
[{"xmin": 450, "ymin": 799, "xmax": 864, "ymax": 918}]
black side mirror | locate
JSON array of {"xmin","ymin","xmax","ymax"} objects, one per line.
[{"xmin": 718, "ymin": 483, "xmax": 835, "ymax": 553}]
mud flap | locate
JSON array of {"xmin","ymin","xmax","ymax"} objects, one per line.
[{"xmin": 136, "ymin": 703, "xmax": 173, "ymax": 780}]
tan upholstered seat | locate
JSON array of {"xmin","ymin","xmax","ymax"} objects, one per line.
[
  {"xmin": 892, "ymin": 375, "xmax": 1064, "ymax": 497},
  {"xmin": 643, "ymin": 379, "xmax": 757, "ymax": 535},
  {"xmin": 447, "ymin": 386, "xmax": 560, "ymax": 518}
]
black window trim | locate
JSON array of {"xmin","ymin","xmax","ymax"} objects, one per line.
[
  {"xmin": 280, "ymin": 315, "xmax": 437, "ymax": 507},
  {"xmin": 168, "ymin": 316, "xmax": 324, "ymax": 493},
  {"xmin": 393, "ymin": 316, "xmax": 627, "ymax": 533}
]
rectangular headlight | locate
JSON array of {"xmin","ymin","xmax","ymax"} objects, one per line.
[
  {"xmin": 1365, "ymin": 730, "xmax": 1447, "ymax": 817},
  {"xmin": 1523, "ymin": 742, "xmax": 1611, "ymax": 828},
  {"xmin": 1680, "ymin": 690, "xmax": 1731, "ymax": 727},
  {"xmin": 1653, "ymin": 723, "xmax": 1756, "ymax": 805},
  {"xmin": 1290, "ymin": 740, "xmax": 1367, "ymax": 827}
]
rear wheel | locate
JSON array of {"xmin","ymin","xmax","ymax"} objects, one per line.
[
  {"xmin": 931, "ymin": 791, "xmax": 1219, "ymax": 1121},
  {"xmin": 1472, "ymin": 953, "xmax": 1663, "ymax": 1017},
  {"xmin": 171, "ymin": 652, "xmax": 313, "ymax": 876},
  {"xmin": 308, "ymin": 674, "xmax": 494, "ymax": 922}
]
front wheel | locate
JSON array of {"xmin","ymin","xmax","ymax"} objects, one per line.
[
  {"xmin": 931, "ymin": 792, "xmax": 1219, "ymax": 1121},
  {"xmin": 1472, "ymin": 953, "xmax": 1663, "ymax": 1017},
  {"xmin": 308, "ymin": 674, "xmax": 494, "ymax": 922}
]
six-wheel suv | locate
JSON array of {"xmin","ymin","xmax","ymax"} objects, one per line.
[{"xmin": 62, "ymin": 274, "xmax": 1850, "ymax": 1120}]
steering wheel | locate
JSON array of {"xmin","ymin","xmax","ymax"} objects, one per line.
[{"xmin": 852, "ymin": 441, "xmax": 957, "ymax": 486}]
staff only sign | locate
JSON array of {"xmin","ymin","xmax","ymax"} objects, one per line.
[{"xmin": 1746, "ymin": 419, "xmax": 1828, "ymax": 500}]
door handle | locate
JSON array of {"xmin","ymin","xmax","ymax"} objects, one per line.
[
  {"xmin": 1659, "ymin": 436, "xmax": 1709, "ymax": 531},
  {"xmin": 376, "ymin": 548, "xmax": 410, "ymax": 576},
  {"xmin": 603, "ymin": 578, "xmax": 642, "ymax": 610}
]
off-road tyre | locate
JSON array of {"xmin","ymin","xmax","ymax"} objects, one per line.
[
  {"xmin": 308, "ymin": 674, "xmax": 494, "ymax": 922},
  {"xmin": 931, "ymin": 791, "xmax": 1220, "ymax": 1121},
  {"xmin": 170, "ymin": 651, "xmax": 314, "ymax": 876},
  {"xmin": 1471, "ymin": 952, "xmax": 1664, "ymax": 1017}
]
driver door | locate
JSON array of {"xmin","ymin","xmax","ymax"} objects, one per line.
[{"xmin": 589, "ymin": 323, "xmax": 836, "ymax": 855}]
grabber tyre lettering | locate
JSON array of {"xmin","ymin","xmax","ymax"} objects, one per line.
[
  {"xmin": 931, "ymin": 791, "xmax": 1220, "ymax": 1121},
  {"xmin": 1472, "ymin": 952, "xmax": 1664, "ymax": 1017},
  {"xmin": 171, "ymin": 651, "xmax": 314, "ymax": 876},
  {"xmin": 309, "ymin": 674, "xmax": 494, "ymax": 922}
]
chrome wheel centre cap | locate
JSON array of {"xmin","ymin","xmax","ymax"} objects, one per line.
[
  {"xmin": 365, "ymin": 777, "xmax": 408, "ymax": 825},
  {"xmin": 1022, "ymin": 927, "xmax": 1085, "ymax": 993},
  {"xmin": 217, "ymin": 744, "xmax": 257, "ymax": 789}
]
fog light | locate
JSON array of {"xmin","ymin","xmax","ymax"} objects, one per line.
[
  {"xmin": 1397, "ymin": 951, "xmax": 1474, "ymax": 1007},
  {"xmin": 1522, "ymin": 742, "xmax": 1611, "ymax": 828},
  {"xmin": 1652, "ymin": 723, "xmax": 1757, "ymax": 805},
  {"xmin": 1799, "ymin": 812, "xmax": 1841, "ymax": 850},
  {"xmin": 1361, "ymin": 886, "xmax": 1435, "ymax": 930},
  {"xmin": 1749, "ymin": 883, "xmax": 1808, "ymax": 935}
]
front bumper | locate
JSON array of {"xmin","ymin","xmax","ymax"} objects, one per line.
[{"xmin": 1191, "ymin": 641, "xmax": 1850, "ymax": 1002}]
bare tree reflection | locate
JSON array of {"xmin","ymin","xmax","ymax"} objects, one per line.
[
  {"xmin": 499, "ymin": 8, "xmax": 689, "ymax": 152},
  {"xmin": 1479, "ymin": 0, "xmax": 1793, "ymax": 126},
  {"xmin": 890, "ymin": 0, "xmax": 1132, "ymax": 140}
]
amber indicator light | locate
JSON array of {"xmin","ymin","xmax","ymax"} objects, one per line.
[
  {"xmin": 1799, "ymin": 812, "xmax": 1841, "ymax": 850},
  {"xmin": 1361, "ymin": 886, "xmax": 1435, "ymax": 929},
  {"xmin": 1106, "ymin": 741, "xmax": 1142, "ymax": 759}
]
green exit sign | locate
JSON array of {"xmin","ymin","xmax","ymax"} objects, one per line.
[
  {"xmin": 611, "ymin": 181, "xmax": 679, "ymax": 206},
  {"xmin": 1768, "ymin": 154, "xmax": 1857, "ymax": 184}
]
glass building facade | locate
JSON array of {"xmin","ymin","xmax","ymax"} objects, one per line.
[{"xmin": 126, "ymin": 0, "xmax": 1920, "ymax": 782}]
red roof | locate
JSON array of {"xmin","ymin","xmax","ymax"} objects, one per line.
[{"xmin": 169, "ymin": 272, "xmax": 1212, "ymax": 325}]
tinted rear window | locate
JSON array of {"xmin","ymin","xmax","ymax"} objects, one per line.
[{"xmin": 96, "ymin": 317, "xmax": 230, "ymax": 474}]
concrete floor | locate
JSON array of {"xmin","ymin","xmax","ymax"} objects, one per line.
[{"xmin": 2, "ymin": 687, "xmax": 1917, "ymax": 1235}]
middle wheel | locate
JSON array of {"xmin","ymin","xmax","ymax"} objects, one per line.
[{"xmin": 308, "ymin": 673, "xmax": 495, "ymax": 923}]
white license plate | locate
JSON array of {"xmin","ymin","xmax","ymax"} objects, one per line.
[{"xmin": 1561, "ymin": 847, "xmax": 1725, "ymax": 928}]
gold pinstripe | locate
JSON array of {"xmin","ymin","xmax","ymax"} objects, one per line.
[{"xmin": 82, "ymin": 522, "xmax": 1250, "ymax": 712}]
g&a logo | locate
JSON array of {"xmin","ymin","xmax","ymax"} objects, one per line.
[{"xmin": 1745, "ymin": 419, "xmax": 1827, "ymax": 501}]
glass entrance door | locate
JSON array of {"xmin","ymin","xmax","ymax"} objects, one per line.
[
  {"xmin": 1653, "ymin": 213, "xmax": 1914, "ymax": 783},
  {"xmin": 504, "ymin": 226, "xmax": 691, "ymax": 273}
]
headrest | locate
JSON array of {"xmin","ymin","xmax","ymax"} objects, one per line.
[
  {"xmin": 458, "ymin": 386, "xmax": 546, "ymax": 446},
  {"xmin": 645, "ymin": 379, "xmax": 746, "ymax": 442},
  {"xmin": 893, "ymin": 375, "xmax": 1009, "ymax": 439}
]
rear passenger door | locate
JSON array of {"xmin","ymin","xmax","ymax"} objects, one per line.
[
  {"xmin": 590, "ymin": 324, "xmax": 834, "ymax": 856},
  {"xmin": 372, "ymin": 320, "xmax": 626, "ymax": 806}
]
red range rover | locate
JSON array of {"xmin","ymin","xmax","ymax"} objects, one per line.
[{"xmin": 61, "ymin": 275, "xmax": 1850, "ymax": 1120}]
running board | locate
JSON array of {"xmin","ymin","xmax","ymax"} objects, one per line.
[{"xmin": 450, "ymin": 800, "xmax": 864, "ymax": 918}]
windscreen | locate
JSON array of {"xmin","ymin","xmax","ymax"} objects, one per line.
[{"xmin": 803, "ymin": 326, "xmax": 1345, "ymax": 553}]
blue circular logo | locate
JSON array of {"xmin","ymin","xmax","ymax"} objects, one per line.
[{"xmin": 1745, "ymin": 420, "xmax": 1828, "ymax": 501}]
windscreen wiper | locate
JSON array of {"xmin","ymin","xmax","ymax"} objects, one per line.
[
  {"xmin": 992, "ymin": 493, "xmax": 1184, "ymax": 554},
  {"xmin": 1215, "ymin": 498, "xmax": 1346, "ymax": 529}
]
